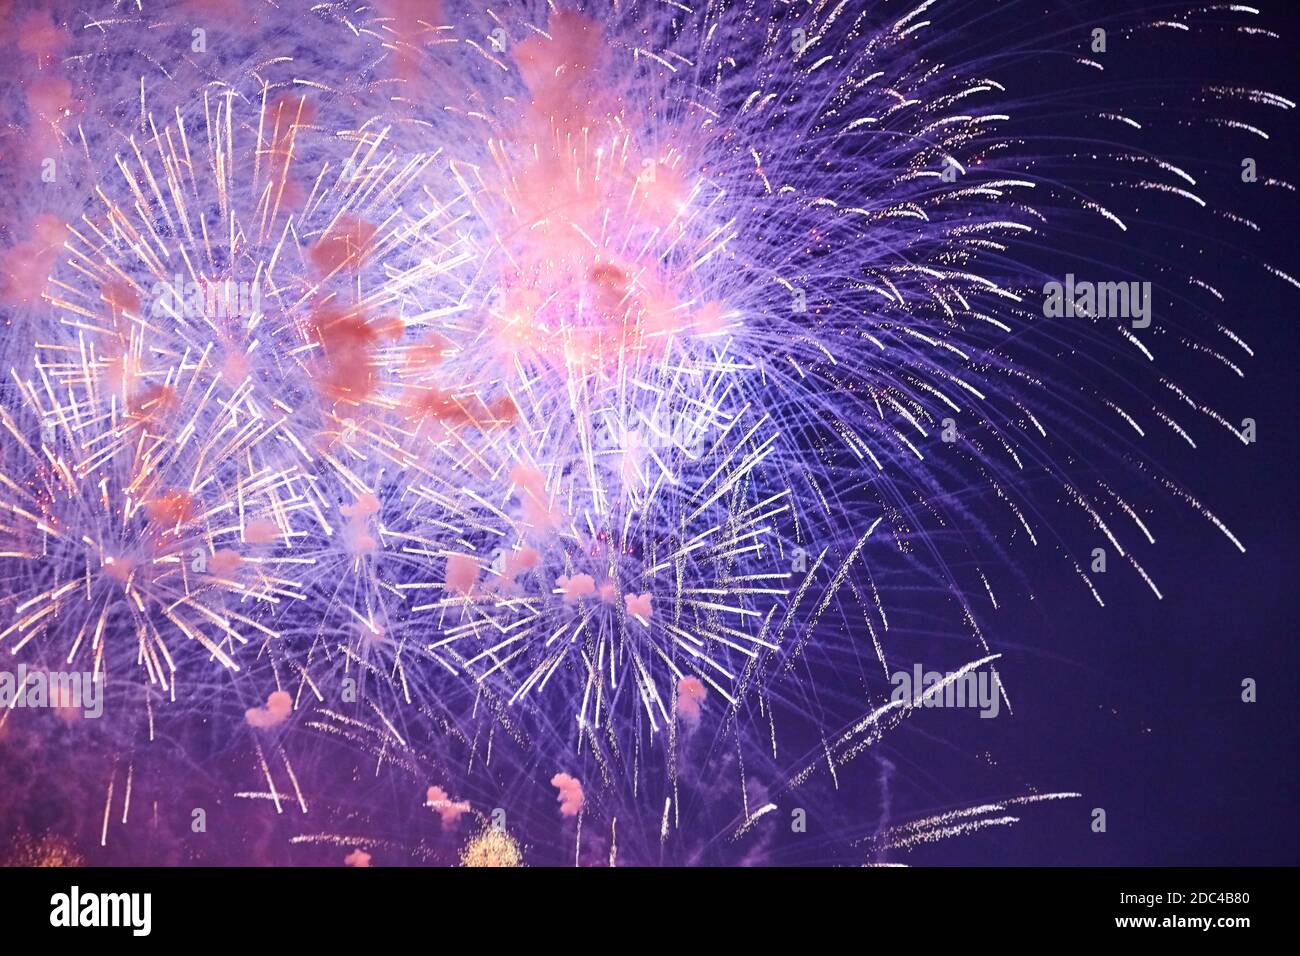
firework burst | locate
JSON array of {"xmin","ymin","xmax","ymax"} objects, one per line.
[{"xmin": 0, "ymin": 0, "xmax": 1292, "ymax": 866}]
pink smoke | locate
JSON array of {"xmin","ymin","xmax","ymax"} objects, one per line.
[
  {"xmin": 557, "ymin": 573, "xmax": 596, "ymax": 602},
  {"xmin": 625, "ymin": 592, "xmax": 653, "ymax": 623},
  {"xmin": 245, "ymin": 690, "xmax": 293, "ymax": 729},
  {"xmin": 425, "ymin": 785, "xmax": 471, "ymax": 827},
  {"xmin": 676, "ymin": 675, "xmax": 708, "ymax": 726},
  {"xmin": 445, "ymin": 553, "xmax": 480, "ymax": 596},
  {"xmin": 551, "ymin": 772, "xmax": 585, "ymax": 817}
]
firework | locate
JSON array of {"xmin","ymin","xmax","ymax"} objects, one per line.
[{"xmin": 0, "ymin": 0, "xmax": 1292, "ymax": 866}]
